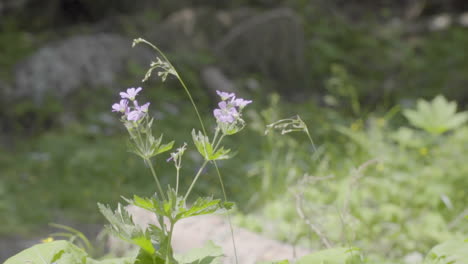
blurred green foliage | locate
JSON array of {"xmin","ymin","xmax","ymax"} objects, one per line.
[
  {"xmin": 235, "ymin": 95, "xmax": 468, "ymax": 263},
  {"xmin": 1, "ymin": 1, "xmax": 468, "ymax": 262},
  {"xmin": 0, "ymin": 19, "xmax": 37, "ymax": 81},
  {"xmin": 291, "ymin": 1, "xmax": 468, "ymax": 106}
]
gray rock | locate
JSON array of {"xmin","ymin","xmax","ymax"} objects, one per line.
[
  {"xmin": 13, "ymin": 33, "xmax": 152, "ymax": 104},
  {"xmin": 10, "ymin": 7, "xmax": 305, "ymax": 105}
]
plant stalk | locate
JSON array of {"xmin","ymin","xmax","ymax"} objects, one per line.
[
  {"xmin": 145, "ymin": 158, "xmax": 166, "ymax": 201},
  {"xmin": 184, "ymin": 160, "xmax": 209, "ymax": 201}
]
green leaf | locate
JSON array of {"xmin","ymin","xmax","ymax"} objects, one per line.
[
  {"xmin": 127, "ymin": 189, "xmax": 184, "ymax": 220},
  {"xmin": 134, "ymin": 248, "xmax": 165, "ymax": 264},
  {"xmin": 192, "ymin": 129, "xmax": 214, "ymax": 160},
  {"xmin": 98, "ymin": 203, "xmax": 156, "ymax": 255},
  {"xmin": 156, "ymin": 141, "xmax": 175, "ymax": 155},
  {"xmin": 128, "ymin": 192, "xmax": 232, "ymax": 224},
  {"xmin": 192, "ymin": 129, "xmax": 232, "ymax": 161},
  {"xmin": 296, "ymin": 247, "xmax": 363, "ymax": 264},
  {"xmin": 403, "ymin": 95, "xmax": 468, "ymax": 134},
  {"xmin": 424, "ymin": 239, "xmax": 468, "ymax": 264},
  {"xmin": 210, "ymin": 147, "xmax": 231, "ymax": 160},
  {"xmin": 175, "ymin": 241, "xmax": 223, "ymax": 264},
  {"xmin": 4, "ymin": 240, "xmax": 87, "ymax": 264},
  {"xmin": 176, "ymin": 197, "xmax": 233, "ymax": 221}
]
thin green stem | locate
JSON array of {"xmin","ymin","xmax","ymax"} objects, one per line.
[
  {"xmin": 211, "ymin": 127, "xmax": 220, "ymax": 146},
  {"xmin": 184, "ymin": 160, "xmax": 209, "ymax": 201},
  {"xmin": 176, "ymin": 75, "xmax": 208, "ymax": 136},
  {"xmin": 145, "ymin": 158, "xmax": 166, "ymax": 201},
  {"xmin": 213, "ymin": 162, "xmax": 239, "ymax": 264},
  {"xmin": 304, "ymin": 129, "xmax": 317, "ymax": 153},
  {"xmin": 133, "ymin": 125, "xmax": 145, "ymax": 151},
  {"xmin": 175, "ymin": 166, "xmax": 180, "ymax": 196},
  {"xmin": 135, "ymin": 38, "xmax": 207, "ymax": 136},
  {"xmin": 213, "ymin": 134, "xmax": 225, "ymax": 152},
  {"xmin": 165, "ymin": 221, "xmax": 175, "ymax": 264}
]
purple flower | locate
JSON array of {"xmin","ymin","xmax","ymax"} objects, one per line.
[
  {"xmin": 112, "ymin": 99, "xmax": 129, "ymax": 113},
  {"xmin": 127, "ymin": 110, "xmax": 145, "ymax": 121},
  {"xmin": 216, "ymin": 90, "xmax": 235, "ymax": 101},
  {"xmin": 120, "ymin": 87, "xmax": 142, "ymax": 101},
  {"xmin": 213, "ymin": 101, "xmax": 238, "ymax": 123},
  {"xmin": 232, "ymin": 98, "xmax": 252, "ymax": 108},
  {"xmin": 134, "ymin": 100, "xmax": 150, "ymax": 113},
  {"xmin": 138, "ymin": 102, "xmax": 150, "ymax": 113}
]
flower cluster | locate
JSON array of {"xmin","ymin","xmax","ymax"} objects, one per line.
[
  {"xmin": 112, "ymin": 87, "xmax": 150, "ymax": 122},
  {"xmin": 213, "ymin": 90, "xmax": 252, "ymax": 124}
]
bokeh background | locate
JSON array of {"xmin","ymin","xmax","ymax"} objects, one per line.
[{"xmin": 1, "ymin": 0, "xmax": 468, "ymax": 263}]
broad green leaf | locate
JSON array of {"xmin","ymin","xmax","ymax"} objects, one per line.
[
  {"xmin": 296, "ymin": 247, "xmax": 363, "ymax": 264},
  {"xmin": 175, "ymin": 241, "xmax": 223, "ymax": 264},
  {"xmin": 98, "ymin": 203, "xmax": 156, "ymax": 255},
  {"xmin": 4, "ymin": 240, "xmax": 87, "ymax": 264},
  {"xmin": 134, "ymin": 248, "xmax": 165, "ymax": 264},
  {"xmin": 403, "ymin": 95, "xmax": 468, "ymax": 134},
  {"xmin": 424, "ymin": 239, "xmax": 468, "ymax": 264}
]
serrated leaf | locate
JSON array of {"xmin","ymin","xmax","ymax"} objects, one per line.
[
  {"xmin": 211, "ymin": 147, "xmax": 231, "ymax": 160},
  {"xmin": 98, "ymin": 203, "xmax": 156, "ymax": 255},
  {"xmin": 192, "ymin": 129, "xmax": 213, "ymax": 160},
  {"xmin": 175, "ymin": 241, "xmax": 223, "ymax": 264},
  {"xmin": 192, "ymin": 129, "xmax": 232, "ymax": 161},
  {"xmin": 134, "ymin": 248, "xmax": 165, "ymax": 264},
  {"xmin": 129, "ymin": 195, "xmax": 158, "ymax": 213},
  {"xmin": 176, "ymin": 197, "xmax": 232, "ymax": 221},
  {"xmin": 128, "ymin": 190, "xmax": 184, "ymax": 220}
]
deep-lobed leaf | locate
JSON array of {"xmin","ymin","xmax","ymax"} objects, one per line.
[
  {"xmin": 192, "ymin": 130, "xmax": 213, "ymax": 160},
  {"xmin": 191, "ymin": 130, "xmax": 231, "ymax": 161},
  {"xmin": 176, "ymin": 197, "xmax": 233, "ymax": 221},
  {"xmin": 98, "ymin": 203, "xmax": 156, "ymax": 255}
]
